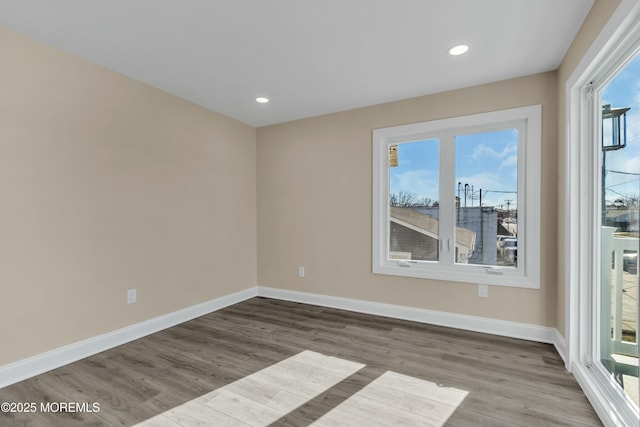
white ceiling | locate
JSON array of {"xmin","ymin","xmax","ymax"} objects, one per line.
[{"xmin": 0, "ymin": 0, "xmax": 594, "ymax": 127}]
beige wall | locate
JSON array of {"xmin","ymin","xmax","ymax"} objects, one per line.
[
  {"xmin": 0, "ymin": 27, "xmax": 257, "ymax": 366},
  {"xmin": 258, "ymin": 72, "xmax": 559, "ymax": 327},
  {"xmin": 0, "ymin": 0, "xmax": 623, "ymax": 368},
  {"xmin": 555, "ymin": 0, "xmax": 622, "ymax": 337}
]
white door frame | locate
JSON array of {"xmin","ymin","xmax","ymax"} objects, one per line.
[{"xmin": 565, "ymin": 1, "xmax": 640, "ymax": 425}]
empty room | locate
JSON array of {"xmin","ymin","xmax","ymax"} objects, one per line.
[{"xmin": 0, "ymin": 1, "xmax": 639, "ymax": 426}]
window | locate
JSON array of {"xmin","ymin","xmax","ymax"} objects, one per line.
[{"xmin": 372, "ymin": 105, "xmax": 541, "ymax": 288}]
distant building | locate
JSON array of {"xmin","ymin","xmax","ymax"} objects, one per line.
[
  {"xmin": 453, "ymin": 206, "xmax": 499, "ymax": 265},
  {"xmin": 389, "ymin": 206, "xmax": 474, "ymax": 262},
  {"xmin": 389, "ymin": 206, "xmax": 513, "ymax": 266}
]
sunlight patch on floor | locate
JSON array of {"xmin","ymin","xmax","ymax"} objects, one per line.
[
  {"xmin": 134, "ymin": 350, "xmax": 365, "ymax": 426},
  {"xmin": 311, "ymin": 371, "xmax": 468, "ymax": 427},
  {"xmin": 134, "ymin": 350, "xmax": 468, "ymax": 426}
]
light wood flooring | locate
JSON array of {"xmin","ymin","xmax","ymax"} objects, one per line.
[{"xmin": 0, "ymin": 297, "xmax": 601, "ymax": 426}]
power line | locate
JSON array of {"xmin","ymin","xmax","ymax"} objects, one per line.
[
  {"xmin": 482, "ymin": 190, "xmax": 517, "ymax": 194},
  {"xmin": 606, "ymin": 177, "xmax": 640, "ymax": 188},
  {"xmin": 606, "ymin": 169, "xmax": 640, "ymax": 176},
  {"xmin": 606, "ymin": 188, "xmax": 639, "ymax": 199},
  {"xmin": 625, "ymin": 116, "xmax": 640, "ymax": 127}
]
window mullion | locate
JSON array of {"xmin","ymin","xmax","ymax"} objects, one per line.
[{"xmin": 439, "ymin": 132, "xmax": 456, "ymax": 266}]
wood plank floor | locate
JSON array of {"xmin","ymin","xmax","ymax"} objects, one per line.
[{"xmin": 0, "ymin": 297, "xmax": 601, "ymax": 426}]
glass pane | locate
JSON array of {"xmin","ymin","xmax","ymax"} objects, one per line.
[
  {"xmin": 388, "ymin": 139, "xmax": 439, "ymax": 261},
  {"xmin": 599, "ymin": 52, "xmax": 639, "ymax": 408},
  {"xmin": 454, "ymin": 129, "xmax": 518, "ymax": 267}
]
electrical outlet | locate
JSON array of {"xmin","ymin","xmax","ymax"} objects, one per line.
[
  {"xmin": 127, "ymin": 289, "xmax": 137, "ymax": 304},
  {"xmin": 298, "ymin": 266, "xmax": 305, "ymax": 278},
  {"xmin": 478, "ymin": 284, "xmax": 488, "ymax": 298}
]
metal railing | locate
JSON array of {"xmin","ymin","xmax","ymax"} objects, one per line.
[{"xmin": 601, "ymin": 227, "xmax": 638, "ymax": 380}]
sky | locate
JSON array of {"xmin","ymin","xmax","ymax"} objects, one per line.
[
  {"xmin": 389, "ymin": 129, "xmax": 519, "ymax": 209},
  {"xmin": 602, "ymin": 52, "xmax": 640, "ymax": 206}
]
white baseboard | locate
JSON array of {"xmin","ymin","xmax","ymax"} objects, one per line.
[
  {"xmin": 551, "ymin": 328, "xmax": 568, "ymax": 367},
  {"xmin": 257, "ymin": 286, "xmax": 566, "ymax": 358},
  {"xmin": 1, "ymin": 285, "xmax": 569, "ymax": 390},
  {"xmin": 0, "ymin": 287, "xmax": 257, "ymax": 389}
]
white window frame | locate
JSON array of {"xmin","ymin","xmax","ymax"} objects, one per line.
[{"xmin": 372, "ymin": 105, "xmax": 541, "ymax": 288}]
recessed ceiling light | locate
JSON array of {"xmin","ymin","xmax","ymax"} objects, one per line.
[
  {"xmin": 449, "ymin": 44, "xmax": 469, "ymax": 56},
  {"xmin": 256, "ymin": 97, "xmax": 269, "ymax": 103}
]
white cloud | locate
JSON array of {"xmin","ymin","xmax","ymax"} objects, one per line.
[
  {"xmin": 457, "ymin": 172, "xmax": 501, "ymax": 191},
  {"xmin": 390, "ymin": 169, "xmax": 438, "ymax": 200},
  {"xmin": 471, "ymin": 143, "xmax": 517, "ymax": 160},
  {"xmin": 500, "ymin": 154, "xmax": 518, "ymax": 170}
]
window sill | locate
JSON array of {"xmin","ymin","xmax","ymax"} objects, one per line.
[{"xmin": 372, "ymin": 262, "xmax": 539, "ymax": 288}]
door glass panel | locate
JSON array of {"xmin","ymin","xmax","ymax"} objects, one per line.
[
  {"xmin": 454, "ymin": 129, "xmax": 518, "ymax": 267},
  {"xmin": 388, "ymin": 139, "xmax": 439, "ymax": 261},
  {"xmin": 599, "ymin": 52, "xmax": 639, "ymax": 408}
]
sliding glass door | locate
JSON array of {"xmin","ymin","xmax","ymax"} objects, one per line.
[
  {"xmin": 598, "ymin": 52, "xmax": 640, "ymax": 408},
  {"xmin": 568, "ymin": 4, "xmax": 640, "ymax": 425}
]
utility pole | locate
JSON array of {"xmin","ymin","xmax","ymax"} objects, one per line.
[
  {"xmin": 479, "ymin": 189, "xmax": 484, "ymax": 263},
  {"xmin": 464, "ymin": 184, "xmax": 469, "ymax": 207},
  {"xmin": 457, "ymin": 182, "xmax": 461, "ymax": 223}
]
